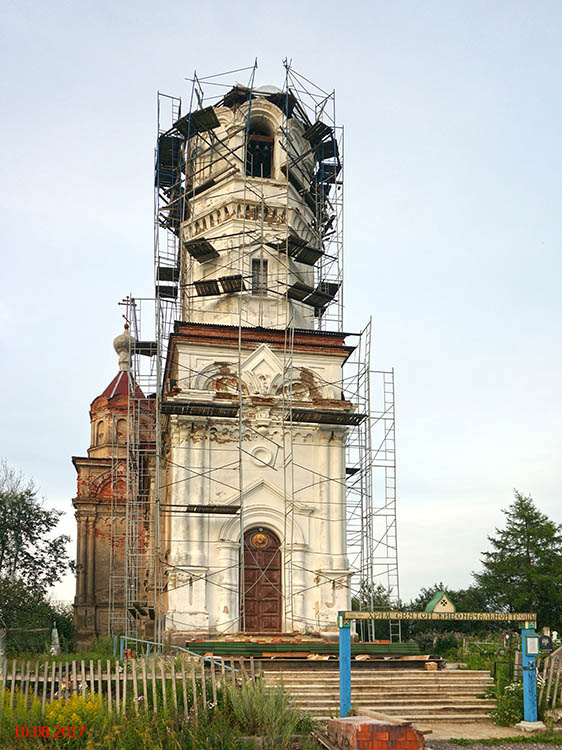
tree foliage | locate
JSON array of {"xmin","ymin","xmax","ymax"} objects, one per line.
[
  {"xmin": 473, "ymin": 490, "xmax": 562, "ymax": 626},
  {"xmin": 352, "ymin": 583, "xmax": 393, "ymax": 640},
  {"xmin": 0, "ymin": 576, "xmax": 74, "ymax": 652},
  {"xmin": 407, "ymin": 493, "xmax": 562, "ymax": 638},
  {"xmin": 0, "ymin": 461, "xmax": 75, "ymax": 651},
  {"xmin": 351, "ymin": 582, "xmax": 392, "ymax": 611},
  {"xmin": 351, "ymin": 490, "xmax": 562, "ymax": 644},
  {"xmin": 405, "ymin": 582, "xmax": 496, "ymax": 639},
  {"xmin": 0, "ymin": 460, "xmax": 73, "ymax": 594}
]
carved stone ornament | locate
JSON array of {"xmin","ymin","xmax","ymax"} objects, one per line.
[{"xmin": 251, "ymin": 531, "xmax": 270, "ymax": 549}]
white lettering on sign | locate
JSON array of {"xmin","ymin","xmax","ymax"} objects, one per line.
[{"xmin": 342, "ymin": 611, "xmax": 536, "ymax": 623}]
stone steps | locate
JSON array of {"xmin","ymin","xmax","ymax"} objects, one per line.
[
  {"xmin": 289, "ymin": 696, "xmax": 495, "ymax": 706},
  {"xmin": 292, "ymin": 699, "xmax": 495, "ymax": 711},
  {"xmin": 265, "ymin": 678, "xmax": 492, "ymax": 686},
  {"xmin": 262, "ymin": 667, "xmax": 495, "ymax": 724},
  {"xmin": 263, "ymin": 665, "xmax": 490, "ymax": 681},
  {"xmin": 265, "ymin": 674, "xmax": 492, "ymax": 679},
  {"xmin": 313, "ymin": 713, "xmax": 494, "ymax": 723},
  {"xmin": 275, "ymin": 680, "xmax": 493, "ymax": 690}
]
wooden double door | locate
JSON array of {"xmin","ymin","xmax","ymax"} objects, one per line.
[{"xmin": 241, "ymin": 527, "xmax": 282, "ymax": 632}]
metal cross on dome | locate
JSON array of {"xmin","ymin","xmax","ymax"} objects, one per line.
[{"xmin": 118, "ymin": 296, "xmax": 136, "ymax": 329}]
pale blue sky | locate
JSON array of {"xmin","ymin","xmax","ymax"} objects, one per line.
[{"xmin": 1, "ymin": 0, "xmax": 560, "ymax": 603}]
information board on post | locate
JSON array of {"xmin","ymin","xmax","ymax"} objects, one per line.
[{"xmin": 341, "ymin": 611, "xmax": 536, "ymax": 624}]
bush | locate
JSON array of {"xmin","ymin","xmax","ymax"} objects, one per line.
[
  {"xmin": 1, "ymin": 581, "xmax": 75, "ymax": 656},
  {"xmin": 434, "ymin": 633, "xmax": 460, "ymax": 656},
  {"xmin": 226, "ymin": 678, "xmax": 315, "ymax": 747},
  {"xmin": 0, "ymin": 688, "xmax": 43, "ymax": 747},
  {"xmin": 45, "ymin": 694, "xmax": 106, "ymax": 739},
  {"xmin": 414, "ymin": 632, "xmax": 434, "ymax": 654},
  {"xmin": 490, "ymin": 682, "xmax": 524, "ymax": 726}
]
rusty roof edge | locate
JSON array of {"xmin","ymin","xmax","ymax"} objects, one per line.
[{"xmin": 172, "ymin": 320, "xmax": 359, "ymax": 338}]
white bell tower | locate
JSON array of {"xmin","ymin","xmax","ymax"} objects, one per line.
[
  {"xmin": 175, "ymin": 88, "xmax": 337, "ymax": 330},
  {"xmin": 150, "ymin": 66, "xmax": 397, "ymax": 640}
]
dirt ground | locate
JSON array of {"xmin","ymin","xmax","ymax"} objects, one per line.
[
  {"xmin": 423, "ymin": 722, "xmax": 528, "ymax": 741},
  {"xmin": 422, "ymin": 721, "xmax": 561, "ymax": 750}
]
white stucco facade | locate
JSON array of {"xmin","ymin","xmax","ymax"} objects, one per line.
[
  {"xmin": 164, "ymin": 331, "xmax": 353, "ymax": 635},
  {"xmin": 162, "ymin": 86, "xmax": 353, "ymax": 636}
]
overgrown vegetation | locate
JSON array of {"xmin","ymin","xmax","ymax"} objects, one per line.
[
  {"xmin": 225, "ymin": 677, "xmax": 315, "ymax": 741},
  {"xmin": 0, "ymin": 678, "xmax": 316, "ymax": 750},
  {"xmin": 11, "ymin": 636, "xmax": 115, "ymax": 663},
  {"xmin": 0, "ymin": 460, "xmax": 75, "ymax": 655},
  {"xmin": 449, "ymin": 733, "xmax": 562, "ymax": 746},
  {"xmin": 487, "ymin": 681, "xmax": 525, "ymax": 726}
]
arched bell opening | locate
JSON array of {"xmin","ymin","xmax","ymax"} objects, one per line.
[{"xmin": 245, "ymin": 122, "xmax": 274, "ymax": 179}]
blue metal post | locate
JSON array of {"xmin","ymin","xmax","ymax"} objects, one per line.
[
  {"xmin": 521, "ymin": 627, "xmax": 538, "ymax": 723},
  {"xmin": 120, "ymin": 636, "xmax": 125, "ymax": 662},
  {"xmin": 338, "ymin": 612, "xmax": 352, "ymax": 718}
]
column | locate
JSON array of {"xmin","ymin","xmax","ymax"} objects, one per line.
[
  {"xmin": 87, "ymin": 515, "xmax": 95, "ymax": 604},
  {"xmin": 292, "ymin": 543, "xmax": 307, "ymax": 631},
  {"xmin": 78, "ymin": 514, "xmax": 87, "ymax": 604},
  {"xmin": 332, "ymin": 428, "xmax": 347, "ymax": 561},
  {"xmin": 216, "ymin": 541, "xmax": 239, "ymax": 632}
]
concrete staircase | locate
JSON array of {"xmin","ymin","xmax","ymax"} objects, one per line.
[{"xmin": 263, "ymin": 668, "xmax": 495, "ymax": 723}]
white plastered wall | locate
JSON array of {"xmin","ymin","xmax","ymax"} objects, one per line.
[{"xmin": 165, "ymin": 339, "xmax": 351, "ymax": 635}]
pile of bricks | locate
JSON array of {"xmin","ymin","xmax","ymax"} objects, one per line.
[{"xmin": 326, "ymin": 717, "xmax": 426, "ymax": 750}]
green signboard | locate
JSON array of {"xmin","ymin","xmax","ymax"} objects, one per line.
[{"xmin": 340, "ymin": 610, "xmax": 537, "ymax": 624}]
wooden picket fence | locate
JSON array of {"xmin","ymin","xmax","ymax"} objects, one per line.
[
  {"xmin": 0, "ymin": 655, "xmax": 257, "ymax": 716},
  {"xmin": 539, "ymin": 647, "xmax": 562, "ymax": 708}
]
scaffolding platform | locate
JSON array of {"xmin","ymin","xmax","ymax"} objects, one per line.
[
  {"xmin": 160, "ymin": 504, "xmax": 241, "ymax": 515},
  {"xmin": 289, "ymin": 408, "xmax": 366, "ymax": 426},
  {"xmin": 161, "ymin": 400, "xmax": 239, "ymax": 418}
]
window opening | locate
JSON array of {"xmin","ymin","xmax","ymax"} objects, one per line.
[
  {"xmin": 252, "ymin": 258, "xmax": 268, "ymax": 295},
  {"xmin": 116, "ymin": 418, "xmax": 127, "ymax": 444},
  {"xmin": 246, "ymin": 125, "xmax": 273, "ymax": 178}
]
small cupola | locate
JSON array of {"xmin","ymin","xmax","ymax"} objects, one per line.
[{"xmin": 87, "ymin": 325, "xmax": 146, "ymax": 457}]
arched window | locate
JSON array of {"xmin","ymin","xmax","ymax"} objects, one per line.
[
  {"xmin": 115, "ymin": 418, "xmax": 127, "ymax": 444},
  {"xmin": 246, "ymin": 123, "xmax": 273, "ymax": 178},
  {"xmin": 95, "ymin": 420, "xmax": 105, "ymax": 446}
]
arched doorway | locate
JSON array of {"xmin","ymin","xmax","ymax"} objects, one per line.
[{"xmin": 241, "ymin": 527, "xmax": 282, "ymax": 632}]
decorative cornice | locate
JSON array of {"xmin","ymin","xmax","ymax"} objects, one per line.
[{"xmin": 169, "ymin": 322, "xmax": 353, "ymax": 360}]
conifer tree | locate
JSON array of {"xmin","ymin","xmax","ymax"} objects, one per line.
[{"xmin": 473, "ymin": 491, "xmax": 562, "ymax": 626}]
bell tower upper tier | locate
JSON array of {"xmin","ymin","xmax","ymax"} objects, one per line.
[{"xmin": 155, "ymin": 84, "xmax": 342, "ymax": 330}]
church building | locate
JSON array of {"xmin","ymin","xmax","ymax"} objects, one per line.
[{"xmin": 71, "ymin": 67, "xmax": 395, "ymax": 645}]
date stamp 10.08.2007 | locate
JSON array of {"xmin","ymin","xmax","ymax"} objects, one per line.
[{"xmin": 14, "ymin": 726, "xmax": 85, "ymax": 739}]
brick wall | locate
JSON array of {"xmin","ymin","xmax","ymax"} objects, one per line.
[{"xmin": 327, "ymin": 717, "xmax": 425, "ymax": 750}]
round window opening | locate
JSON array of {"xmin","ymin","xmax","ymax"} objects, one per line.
[{"xmin": 251, "ymin": 531, "xmax": 269, "ymax": 549}]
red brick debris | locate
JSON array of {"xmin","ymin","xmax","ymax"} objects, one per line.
[{"xmin": 327, "ymin": 717, "xmax": 426, "ymax": 750}]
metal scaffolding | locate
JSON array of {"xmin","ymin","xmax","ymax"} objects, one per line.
[
  {"xmin": 344, "ymin": 321, "xmax": 400, "ymax": 639},
  {"xmin": 107, "ymin": 61, "xmax": 400, "ymax": 641}
]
